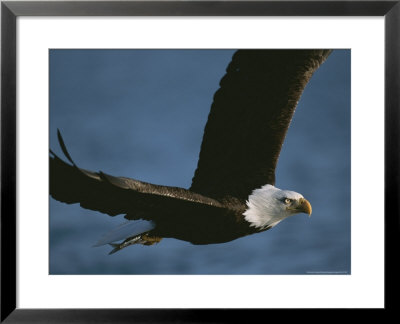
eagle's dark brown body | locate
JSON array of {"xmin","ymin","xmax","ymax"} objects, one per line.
[{"xmin": 51, "ymin": 150, "xmax": 261, "ymax": 245}]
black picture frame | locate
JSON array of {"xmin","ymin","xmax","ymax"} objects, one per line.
[{"xmin": 1, "ymin": 0, "xmax": 398, "ymax": 321}]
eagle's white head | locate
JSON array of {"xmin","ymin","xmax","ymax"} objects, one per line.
[{"xmin": 243, "ymin": 184, "xmax": 312, "ymax": 229}]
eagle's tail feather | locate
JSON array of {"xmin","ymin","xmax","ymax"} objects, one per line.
[
  {"xmin": 107, "ymin": 232, "xmax": 162, "ymax": 254},
  {"xmin": 93, "ymin": 219, "xmax": 155, "ymax": 247},
  {"xmin": 108, "ymin": 243, "xmax": 123, "ymax": 255}
]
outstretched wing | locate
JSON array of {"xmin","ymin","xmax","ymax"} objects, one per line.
[
  {"xmin": 190, "ymin": 49, "xmax": 332, "ymax": 201},
  {"xmin": 50, "ymin": 131, "xmax": 223, "ymax": 219}
]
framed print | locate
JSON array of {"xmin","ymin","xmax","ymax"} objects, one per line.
[{"xmin": 1, "ymin": 0, "xmax": 398, "ymax": 321}]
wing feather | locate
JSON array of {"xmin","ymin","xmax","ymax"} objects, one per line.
[
  {"xmin": 50, "ymin": 133, "xmax": 223, "ymax": 219},
  {"xmin": 190, "ymin": 49, "xmax": 332, "ymax": 201}
]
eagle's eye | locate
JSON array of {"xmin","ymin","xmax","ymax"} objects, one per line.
[{"xmin": 284, "ymin": 198, "xmax": 292, "ymax": 205}]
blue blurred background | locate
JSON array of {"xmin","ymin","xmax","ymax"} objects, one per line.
[{"xmin": 49, "ymin": 49, "xmax": 350, "ymax": 274}]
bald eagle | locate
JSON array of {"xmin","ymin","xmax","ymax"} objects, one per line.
[{"xmin": 50, "ymin": 49, "xmax": 331, "ymax": 254}]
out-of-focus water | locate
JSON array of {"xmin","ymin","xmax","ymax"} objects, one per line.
[{"xmin": 49, "ymin": 49, "xmax": 350, "ymax": 274}]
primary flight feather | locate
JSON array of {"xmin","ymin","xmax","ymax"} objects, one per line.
[{"xmin": 50, "ymin": 49, "xmax": 331, "ymax": 254}]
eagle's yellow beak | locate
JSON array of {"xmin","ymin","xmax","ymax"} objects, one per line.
[{"xmin": 298, "ymin": 198, "xmax": 312, "ymax": 217}]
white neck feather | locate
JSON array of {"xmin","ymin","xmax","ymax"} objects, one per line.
[{"xmin": 243, "ymin": 184, "xmax": 289, "ymax": 229}]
